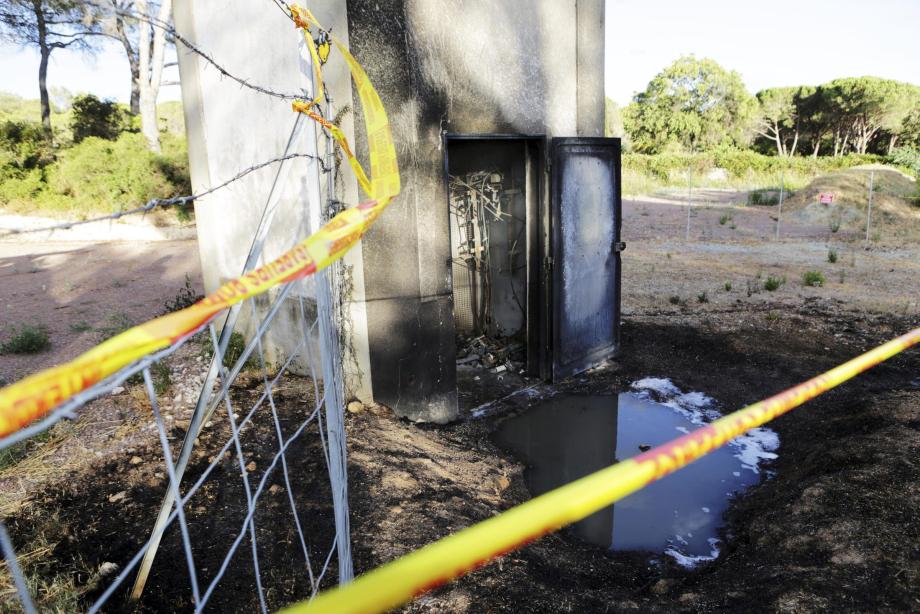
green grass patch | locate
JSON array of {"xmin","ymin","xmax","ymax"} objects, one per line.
[
  {"xmin": 202, "ymin": 330, "xmax": 259, "ymax": 371},
  {"xmin": 747, "ymin": 189, "xmax": 780, "ymax": 206},
  {"xmin": 763, "ymin": 275, "xmax": 786, "ymax": 292},
  {"xmin": 1, "ymin": 324, "xmax": 50, "ymax": 354},
  {"xmin": 802, "ymin": 271, "xmax": 826, "ymax": 287}
]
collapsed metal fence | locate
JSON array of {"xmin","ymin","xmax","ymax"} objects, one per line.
[{"xmin": 1, "ymin": 3, "xmax": 397, "ymax": 612}]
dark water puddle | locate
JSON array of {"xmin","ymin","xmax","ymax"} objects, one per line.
[{"xmin": 493, "ymin": 380, "xmax": 779, "ymax": 566}]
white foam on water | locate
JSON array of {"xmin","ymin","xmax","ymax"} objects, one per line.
[
  {"xmin": 630, "ymin": 377, "xmax": 781, "ymax": 565},
  {"xmin": 665, "ymin": 538, "xmax": 721, "ymax": 569},
  {"xmin": 630, "ymin": 377, "xmax": 779, "ymax": 473}
]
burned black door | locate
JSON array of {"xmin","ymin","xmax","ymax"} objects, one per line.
[{"xmin": 549, "ymin": 137, "xmax": 622, "ymax": 381}]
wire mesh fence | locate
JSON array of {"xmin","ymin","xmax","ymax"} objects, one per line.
[
  {"xmin": 0, "ymin": 2, "xmax": 361, "ymax": 612},
  {"xmin": 0, "ymin": 275, "xmax": 351, "ymax": 612},
  {"xmin": 623, "ymin": 166, "xmax": 887, "ymax": 244}
]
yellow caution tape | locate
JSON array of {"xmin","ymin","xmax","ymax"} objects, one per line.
[
  {"xmin": 281, "ymin": 327, "xmax": 920, "ymax": 614},
  {"xmin": 0, "ymin": 3, "xmax": 399, "ymax": 440}
]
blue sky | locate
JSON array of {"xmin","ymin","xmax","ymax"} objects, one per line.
[
  {"xmin": 605, "ymin": 0, "xmax": 920, "ymax": 106},
  {"xmin": 0, "ymin": 1, "xmax": 918, "ymax": 106}
]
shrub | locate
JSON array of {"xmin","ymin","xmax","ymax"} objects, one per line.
[
  {"xmin": 163, "ymin": 274, "xmax": 203, "ymax": 314},
  {"xmin": 887, "ymin": 147, "xmax": 920, "ymax": 179},
  {"xmin": 719, "ymin": 213, "xmax": 732, "ymax": 225},
  {"xmin": 724, "ymin": 281, "xmax": 732, "ymax": 291},
  {"xmin": 1, "ymin": 324, "xmax": 51, "ymax": 354},
  {"xmin": 747, "ymin": 189, "xmax": 780, "ymax": 206},
  {"xmin": 763, "ymin": 275, "xmax": 785, "ymax": 291},
  {"xmin": 203, "ymin": 331, "xmax": 258, "ymax": 371},
  {"xmin": 47, "ymin": 132, "xmax": 189, "ymax": 215},
  {"xmin": 827, "ymin": 249, "xmax": 838, "ymax": 263},
  {"xmin": 70, "ymin": 94, "xmax": 124, "ymax": 142},
  {"xmin": 697, "ymin": 291, "xmax": 709, "ymax": 303},
  {"xmin": 802, "ymin": 271, "xmax": 825, "ymax": 287},
  {"xmin": 0, "ymin": 120, "xmax": 54, "ymax": 171},
  {"xmin": 668, "ymin": 295, "xmax": 681, "ymax": 305}
]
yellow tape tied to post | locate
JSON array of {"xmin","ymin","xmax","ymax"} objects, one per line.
[{"xmin": 0, "ymin": 3, "xmax": 399, "ymax": 440}]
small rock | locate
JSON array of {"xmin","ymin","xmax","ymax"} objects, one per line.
[
  {"xmin": 496, "ymin": 476, "xmax": 511, "ymax": 492},
  {"xmin": 108, "ymin": 491, "xmax": 127, "ymax": 503},
  {"xmin": 129, "ymin": 456, "xmax": 143, "ymax": 465},
  {"xmin": 111, "ymin": 386, "xmax": 125, "ymax": 395},
  {"xmin": 246, "ymin": 461, "xmax": 257, "ymax": 472},
  {"xmin": 154, "ymin": 472, "xmax": 165, "ymax": 479},
  {"xmin": 346, "ymin": 401, "xmax": 364, "ymax": 414},
  {"xmin": 651, "ymin": 579, "xmax": 676, "ymax": 595},
  {"xmin": 268, "ymin": 484, "xmax": 283, "ymax": 495},
  {"xmin": 99, "ymin": 562, "xmax": 119, "ymax": 577},
  {"xmin": 204, "ymin": 421, "xmax": 213, "ymax": 428}
]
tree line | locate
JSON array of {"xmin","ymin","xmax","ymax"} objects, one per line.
[
  {"xmin": 612, "ymin": 56, "xmax": 920, "ymax": 159},
  {"xmin": 0, "ymin": 0, "xmax": 173, "ymax": 153}
]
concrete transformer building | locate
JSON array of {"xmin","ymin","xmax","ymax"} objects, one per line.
[{"xmin": 174, "ymin": 0, "xmax": 620, "ymax": 424}]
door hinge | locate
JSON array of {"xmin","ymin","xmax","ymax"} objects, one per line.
[{"xmin": 613, "ymin": 241, "xmax": 626, "ymax": 252}]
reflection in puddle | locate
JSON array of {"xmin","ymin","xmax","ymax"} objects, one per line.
[{"xmin": 492, "ymin": 379, "xmax": 779, "ymax": 566}]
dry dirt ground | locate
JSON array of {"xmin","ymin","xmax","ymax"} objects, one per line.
[
  {"xmin": 0, "ymin": 240, "xmax": 202, "ymax": 385},
  {"xmin": 1, "ymin": 193, "xmax": 919, "ymax": 612}
]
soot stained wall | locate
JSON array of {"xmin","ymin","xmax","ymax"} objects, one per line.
[{"xmin": 345, "ymin": 0, "xmax": 603, "ymax": 423}]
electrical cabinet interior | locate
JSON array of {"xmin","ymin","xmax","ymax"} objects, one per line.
[{"xmin": 445, "ymin": 135, "xmax": 621, "ymax": 384}]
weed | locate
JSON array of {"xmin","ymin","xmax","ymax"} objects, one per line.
[
  {"xmin": 163, "ymin": 274, "xmax": 203, "ymax": 314},
  {"xmin": 838, "ymin": 269, "xmax": 846, "ymax": 283},
  {"xmin": 719, "ymin": 213, "xmax": 732, "ymax": 225},
  {"xmin": 803, "ymin": 270, "xmax": 825, "ymax": 287},
  {"xmin": 747, "ymin": 189, "xmax": 780, "ymax": 206},
  {"xmin": 729, "ymin": 221, "xmax": 737, "ymax": 229},
  {"xmin": 763, "ymin": 275, "xmax": 785, "ymax": 291},
  {"xmin": 0, "ymin": 430, "xmax": 51, "ymax": 471},
  {"xmin": 765, "ymin": 311, "xmax": 781, "ymax": 322},
  {"xmin": 202, "ymin": 330, "xmax": 258, "ymax": 370},
  {"xmin": 724, "ymin": 281, "xmax": 732, "ymax": 291},
  {"xmin": 830, "ymin": 219, "xmax": 841, "ymax": 233},
  {"xmin": 97, "ymin": 313, "xmax": 133, "ymax": 340},
  {"xmin": 111, "ymin": 279, "xmax": 126, "ymax": 288},
  {"xmin": 668, "ymin": 295, "xmax": 681, "ymax": 305},
  {"xmin": 1, "ymin": 324, "xmax": 51, "ymax": 354},
  {"xmin": 666, "ymin": 253, "xmax": 672, "ymax": 260},
  {"xmin": 175, "ymin": 204, "xmax": 194, "ymax": 223},
  {"xmin": 70, "ymin": 321, "xmax": 92, "ymax": 333},
  {"xmin": 827, "ymin": 249, "xmax": 838, "ymax": 263},
  {"xmin": 697, "ymin": 291, "xmax": 709, "ymax": 303}
]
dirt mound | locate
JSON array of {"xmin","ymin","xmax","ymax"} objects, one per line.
[{"xmin": 785, "ymin": 166, "xmax": 920, "ymax": 240}]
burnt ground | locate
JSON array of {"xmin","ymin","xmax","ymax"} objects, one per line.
[{"xmin": 1, "ymin": 193, "xmax": 919, "ymax": 613}]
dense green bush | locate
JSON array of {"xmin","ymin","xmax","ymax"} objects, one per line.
[
  {"xmin": 0, "ymin": 120, "xmax": 55, "ymax": 173},
  {"xmin": 623, "ymin": 150, "xmax": 884, "ymax": 182},
  {"xmin": 70, "ymin": 94, "xmax": 124, "ymax": 143},
  {"xmin": 0, "ymin": 132, "xmax": 189, "ymax": 216},
  {"xmin": 888, "ymin": 147, "xmax": 920, "ymax": 178}
]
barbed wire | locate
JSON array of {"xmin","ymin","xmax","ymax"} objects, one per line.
[
  {"xmin": 0, "ymin": 151, "xmax": 329, "ymax": 237},
  {"xmin": 87, "ymin": 1, "xmax": 305, "ymax": 101}
]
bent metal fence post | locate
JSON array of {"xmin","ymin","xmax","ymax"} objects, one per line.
[{"xmin": 0, "ymin": 3, "xmax": 398, "ymax": 611}]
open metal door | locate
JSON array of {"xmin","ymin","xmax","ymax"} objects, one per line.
[{"xmin": 549, "ymin": 137, "xmax": 622, "ymax": 381}]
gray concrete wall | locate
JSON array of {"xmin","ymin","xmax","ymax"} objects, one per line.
[
  {"xmin": 173, "ymin": 1, "xmax": 372, "ymax": 390},
  {"xmin": 345, "ymin": 0, "xmax": 605, "ymax": 422}
]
